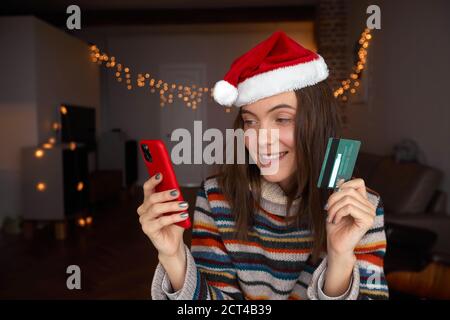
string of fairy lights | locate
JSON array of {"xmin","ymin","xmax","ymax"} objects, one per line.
[
  {"xmin": 333, "ymin": 28, "xmax": 372, "ymax": 103},
  {"xmin": 89, "ymin": 28, "xmax": 373, "ymax": 109},
  {"xmin": 33, "ymin": 104, "xmax": 93, "ymax": 228},
  {"xmin": 88, "ymin": 44, "xmax": 230, "ymax": 112}
]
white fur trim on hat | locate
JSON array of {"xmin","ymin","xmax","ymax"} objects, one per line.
[
  {"xmin": 213, "ymin": 80, "xmax": 239, "ymax": 106},
  {"xmin": 234, "ymin": 55, "xmax": 329, "ymax": 107}
]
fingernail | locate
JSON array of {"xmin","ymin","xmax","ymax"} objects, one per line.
[
  {"xmin": 180, "ymin": 212, "xmax": 189, "ymax": 219},
  {"xmin": 178, "ymin": 201, "xmax": 188, "ymax": 208},
  {"xmin": 324, "ymin": 203, "xmax": 329, "ymax": 210},
  {"xmin": 155, "ymin": 173, "xmax": 161, "ymax": 180},
  {"xmin": 170, "ymin": 189, "xmax": 178, "ymax": 197}
]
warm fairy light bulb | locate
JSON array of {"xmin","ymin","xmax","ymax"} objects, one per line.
[
  {"xmin": 42, "ymin": 143, "xmax": 53, "ymax": 149},
  {"xmin": 52, "ymin": 122, "xmax": 60, "ymax": 131},
  {"xmin": 77, "ymin": 182, "xmax": 84, "ymax": 191},
  {"xmin": 35, "ymin": 149, "xmax": 44, "ymax": 158},
  {"xmin": 77, "ymin": 218, "xmax": 86, "ymax": 227},
  {"xmin": 124, "ymin": 67, "xmax": 129, "ymax": 73},
  {"xmin": 36, "ymin": 182, "xmax": 46, "ymax": 192},
  {"xmin": 85, "ymin": 216, "xmax": 93, "ymax": 225},
  {"xmin": 48, "ymin": 137, "xmax": 56, "ymax": 144},
  {"xmin": 69, "ymin": 142, "xmax": 77, "ymax": 151},
  {"xmin": 60, "ymin": 105, "xmax": 68, "ymax": 115}
]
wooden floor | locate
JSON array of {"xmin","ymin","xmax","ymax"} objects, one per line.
[
  {"xmin": 0, "ymin": 186, "xmax": 198, "ymax": 300},
  {"xmin": 2, "ymin": 185, "xmax": 448, "ymax": 300},
  {"xmin": 387, "ymin": 262, "xmax": 450, "ymax": 300}
]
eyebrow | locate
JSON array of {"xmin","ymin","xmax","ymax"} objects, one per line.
[{"xmin": 241, "ymin": 104, "xmax": 295, "ymax": 116}]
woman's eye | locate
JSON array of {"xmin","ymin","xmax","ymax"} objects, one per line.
[
  {"xmin": 243, "ymin": 119, "xmax": 258, "ymax": 126},
  {"xmin": 276, "ymin": 118, "xmax": 292, "ymax": 124}
]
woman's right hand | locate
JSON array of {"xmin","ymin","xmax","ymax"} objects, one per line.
[{"xmin": 137, "ymin": 172, "xmax": 189, "ymax": 258}]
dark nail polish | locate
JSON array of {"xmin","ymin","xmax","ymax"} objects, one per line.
[
  {"xmin": 180, "ymin": 212, "xmax": 189, "ymax": 218},
  {"xmin": 178, "ymin": 201, "xmax": 188, "ymax": 208},
  {"xmin": 155, "ymin": 173, "xmax": 161, "ymax": 180},
  {"xmin": 170, "ymin": 189, "xmax": 178, "ymax": 197}
]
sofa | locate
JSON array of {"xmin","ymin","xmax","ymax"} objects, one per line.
[{"xmin": 354, "ymin": 152, "xmax": 449, "ymax": 272}]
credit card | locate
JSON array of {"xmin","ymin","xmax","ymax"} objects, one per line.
[{"xmin": 317, "ymin": 138, "xmax": 361, "ymax": 189}]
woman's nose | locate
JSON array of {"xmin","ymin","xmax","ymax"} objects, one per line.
[
  {"xmin": 257, "ymin": 127, "xmax": 279, "ymax": 144},
  {"xmin": 257, "ymin": 128, "xmax": 280, "ymax": 152}
]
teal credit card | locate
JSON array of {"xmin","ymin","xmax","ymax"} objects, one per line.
[{"xmin": 317, "ymin": 138, "xmax": 361, "ymax": 189}]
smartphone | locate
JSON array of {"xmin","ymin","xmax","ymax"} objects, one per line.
[{"xmin": 139, "ymin": 139, "xmax": 191, "ymax": 229}]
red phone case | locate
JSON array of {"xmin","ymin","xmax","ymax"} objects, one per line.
[{"xmin": 139, "ymin": 139, "xmax": 191, "ymax": 229}]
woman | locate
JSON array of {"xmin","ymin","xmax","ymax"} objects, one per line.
[{"xmin": 138, "ymin": 31, "xmax": 389, "ymax": 300}]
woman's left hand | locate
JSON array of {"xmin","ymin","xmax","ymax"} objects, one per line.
[{"xmin": 325, "ymin": 178, "xmax": 377, "ymax": 258}]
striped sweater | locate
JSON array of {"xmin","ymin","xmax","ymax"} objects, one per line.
[{"xmin": 151, "ymin": 176, "xmax": 389, "ymax": 300}]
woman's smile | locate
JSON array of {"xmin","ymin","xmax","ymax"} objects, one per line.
[{"xmin": 258, "ymin": 151, "xmax": 289, "ymax": 167}]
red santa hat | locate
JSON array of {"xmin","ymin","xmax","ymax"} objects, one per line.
[{"xmin": 213, "ymin": 31, "xmax": 329, "ymax": 107}]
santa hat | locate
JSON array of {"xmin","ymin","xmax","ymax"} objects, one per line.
[{"xmin": 213, "ymin": 31, "xmax": 329, "ymax": 107}]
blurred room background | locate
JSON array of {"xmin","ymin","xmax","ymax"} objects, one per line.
[{"xmin": 0, "ymin": 0, "xmax": 449, "ymax": 299}]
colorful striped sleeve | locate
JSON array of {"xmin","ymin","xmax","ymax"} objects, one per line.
[
  {"xmin": 151, "ymin": 182, "xmax": 244, "ymax": 300},
  {"xmin": 353, "ymin": 193, "xmax": 389, "ymax": 299}
]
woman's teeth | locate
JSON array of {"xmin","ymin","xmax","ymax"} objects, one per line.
[{"xmin": 259, "ymin": 152, "xmax": 288, "ymax": 162}]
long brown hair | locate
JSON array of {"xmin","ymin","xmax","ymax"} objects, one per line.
[{"xmin": 217, "ymin": 80, "xmax": 341, "ymax": 262}]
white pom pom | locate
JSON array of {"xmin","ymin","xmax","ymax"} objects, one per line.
[{"xmin": 213, "ymin": 80, "xmax": 238, "ymax": 106}]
